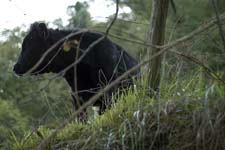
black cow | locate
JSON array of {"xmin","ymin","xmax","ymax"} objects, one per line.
[{"xmin": 13, "ymin": 22, "xmax": 139, "ymax": 119}]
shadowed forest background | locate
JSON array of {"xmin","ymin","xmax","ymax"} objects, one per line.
[{"xmin": 0, "ymin": 0, "xmax": 225, "ymax": 149}]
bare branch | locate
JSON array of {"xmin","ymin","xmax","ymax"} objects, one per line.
[
  {"xmin": 105, "ymin": 0, "xmax": 119, "ymax": 36},
  {"xmin": 161, "ymin": 13, "xmax": 225, "ymax": 50},
  {"xmin": 108, "ymin": 32, "xmax": 159, "ymax": 48},
  {"xmin": 170, "ymin": 50, "xmax": 225, "ymax": 85},
  {"xmin": 97, "ymin": 13, "xmax": 225, "ymax": 49},
  {"xmin": 73, "ymin": 34, "xmax": 84, "ymax": 110}
]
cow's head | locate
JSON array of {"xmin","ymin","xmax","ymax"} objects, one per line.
[{"xmin": 13, "ymin": 22, "xmax": 52, "ymax": 75}]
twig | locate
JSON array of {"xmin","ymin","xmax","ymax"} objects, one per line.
[
  {"xmin": 170, "ymin": 50, "xmax": 225, "ymax": 85},
  {"xmin": 108, "ymin": 32, "xmax": 159, "ymax": 48},
  {"xmin": 161, "ymin": 13, "xmax": 225, "ymax": 50},
  {"xmin": 104, "ymin": 16, "xmax": 150, "ymax": 26},
  {"xmin": 73, "ymin": 34, "xmax": 83, "ymax": 109},
  {"xmin": 92, "ymin": 24, "xmax": 145, "ymax": 42},
  {"xmin": 99, "ymin": 13, "xmax": 225, "ymax": 49},
  {"xmin": 105, "ymin": 0, "xmax": 119, "ymax": 36}
]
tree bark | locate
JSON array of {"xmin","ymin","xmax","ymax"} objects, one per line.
[{"xmin": 147, "ymin": 0, "xmax": 169, "ymax": 95}]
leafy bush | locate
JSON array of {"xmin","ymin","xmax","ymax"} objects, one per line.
[{"xmin": 0, "ymin": 99, "xmax": 28, "ymax": 145}]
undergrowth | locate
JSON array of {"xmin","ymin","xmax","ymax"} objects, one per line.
[{"xmin": 7, "ymin": 70, "xmax": 225, "ymax": 150}]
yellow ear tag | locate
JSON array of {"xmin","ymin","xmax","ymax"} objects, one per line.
[
  {"xmin": 63, "ymin": 39, "xmax": 79, "ymax": 52},
  {"xmin": 63, "ymin": 42, "xmax": 71, "ymax": 52}
]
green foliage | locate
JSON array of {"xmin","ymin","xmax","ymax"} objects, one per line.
[
  {"xmin": 0, "ymin": 100, "xmax": 28, "ymax": 144},
  {"xmin": 8, "ymin": 72, "xmax": 225, "ymax": 149},
  {"xmin": 1, "ymin": 0, "xmax": 225, "ymax": 149},
  {"xmin": 67, "ymin": 1, "xmax": 92, "ymax": 28}
]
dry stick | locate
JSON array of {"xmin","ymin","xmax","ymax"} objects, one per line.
[
  {"xmin": 210, "ymin": 0, "xmax": 225, "ymax": 52},
  {"xmin": 108, "ymin": 32, "xmax": 160, "ymax": 48},
  {"xmin": 105, "ymin": 0, "xmax": 119, "ymax": 36},
  {"xmin": 104, "ymin": 13, "xmax": 225, "ymax": 49},
  {"xmin": 104, "ymin": 16, "xmax": 150, "ymax": 26},
  {"xmin": 92, "ymin": 25, "xmax": 145, "ymax": 42},
  {"xmin": 170, "ymin": 50, "xmax": 225, "ymax": 85},
  {"xmin": 161, "ymin": 13, "xmax": 225, "ymax": 50},
  {"xmin": 36, "ymin": 14, "xmax": 225, "ymax": 149},
  {"xmin": 73, "ymin": 35, "xmax": 83, "ymax": 110}
]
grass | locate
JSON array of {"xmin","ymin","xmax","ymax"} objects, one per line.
[{"xmin": 6, "ymin": 70, "xmax": 225, "ymax": 150}]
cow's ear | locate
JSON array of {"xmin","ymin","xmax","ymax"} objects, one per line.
[{"xmin": 37, "ymin": 23, "xmax": 49, "ymax": 40}]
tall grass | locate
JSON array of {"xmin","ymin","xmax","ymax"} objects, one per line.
[{"xmin": 7, "ymin": 68, "xmax": 225, "ymax": 150}]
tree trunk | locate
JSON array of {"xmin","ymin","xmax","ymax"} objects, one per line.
[{"xmin": 147, "ymin": 0, "xmax": 169, "ymax": 96}]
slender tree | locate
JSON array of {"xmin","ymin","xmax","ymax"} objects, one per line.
[{"xmin": 147, "ymin": 0, "xmax": 169, "ymax": 96}]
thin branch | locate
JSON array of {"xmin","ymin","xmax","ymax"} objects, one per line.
[
  {"xmin": 99, "ymin": 13, "xmax": 225, "ymax": 49},
  {"xmin": 209, "ymin": 0, "xmax": 225, "ymax": 52},
  {"xmin": 170, "ymin": 50, "xmax": 225, "ymax": 85},
  {"xmin": 161, "ymin": 13, "xmax": 225, "ymax": 50},
  {"xmin": 73, "ymin": 34, "xmax": 84, "ymax": 109},
  {"xmin": 108, "ymin": 32, "xmax": 159, "ymax": 48},
  {"xmin": 92, "ymin": 24, "xmax": 145, "ymax": 42},
  {"xmin": 105, "ymin": 0, "xmax": 119, "ymax": 36},
  {"xmin": 103, "ymin": 16, "xmax": 150, "ymax": 26}
]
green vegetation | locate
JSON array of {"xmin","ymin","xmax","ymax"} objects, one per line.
[
  {"xmin": 0, "ymin": 0, "xmax": 224, "ymax": 149},
  {"xmin": 7, "ymin": 72, "xmax": 225, "ymax": 149}
]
